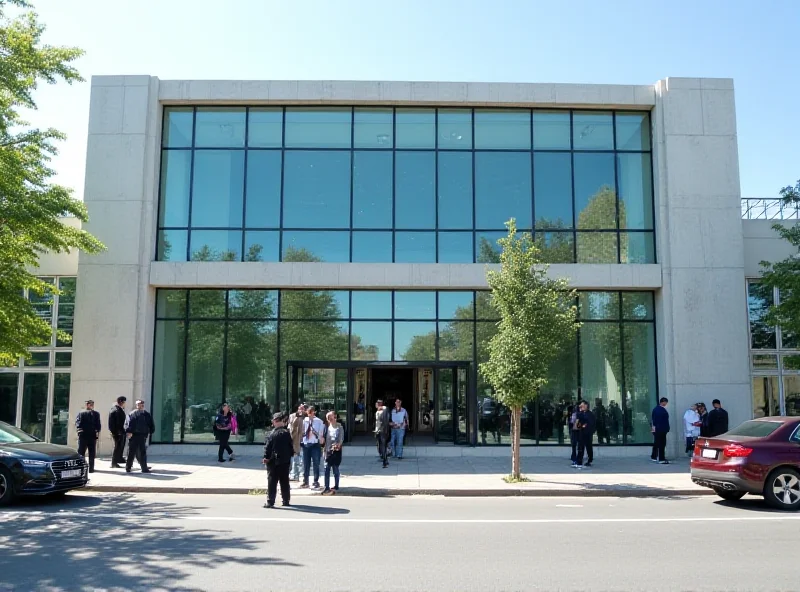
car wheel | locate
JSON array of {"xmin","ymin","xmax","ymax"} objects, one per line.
[
  {"xmin": 713, "ymin": 488, "xmax": 746, "ymax": 501},
  {"xmin": 764, "ymin": 468, "xmax": 800, "ymax": 510},
  {"xmin": 0, "ymin": 467, "xmax": 15, "ymax": 507}
]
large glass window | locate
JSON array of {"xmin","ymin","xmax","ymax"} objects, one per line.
[
  {"xmin": 20, "ymin": 373, "xmax": 48, "ymax": 440},
  {"xmin": 0, "ymin": 374, "xmax": 18, "ymax": 425},
  {"xmin": 152, "ymin": 289, "xmax": 657, "ymax": 444},
  {"xmin": 157, "ymin": 107, "xmax": 654, "ymax": 263},
  {"xmin": 50, "ymin": 373, "xmax": 71, "ymax": 445}
]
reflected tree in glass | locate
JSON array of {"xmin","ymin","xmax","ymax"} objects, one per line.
[{"xmin": 576, "ymin": 187, "xmax": 627, "ymax": 263}]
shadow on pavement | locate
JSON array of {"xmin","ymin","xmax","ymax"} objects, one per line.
[
  {"xmin": 282, "ymin": 504, "xmax": 349, "ymax": 515},
  {"xmin": 0, "ymin": 492, "xmax": 299, "ymax": 591},
  {"xmin": 712, "ymin": 497, "xmax": 784, "ymax": 513}
]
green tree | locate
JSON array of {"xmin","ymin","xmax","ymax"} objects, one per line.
[
  {"xmin": 759, "ymin": 180, "xmax": 800, "ymax": 334},
  {"xmin": 479, "ymin": 219, "xmax": 579, "ymax": 480},
  {"xmin": 0, "ymin": 0, "xmax": 104, "ymax": 365}
]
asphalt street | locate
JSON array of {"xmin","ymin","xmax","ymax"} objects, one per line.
[{"xmin": 1, "ymin": 492, "xmax": 798, "ymax": 592}]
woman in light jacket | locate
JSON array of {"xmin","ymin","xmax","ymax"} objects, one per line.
[
  {"xmin": 322, "ymin": 411, "xmax": 344, "ymax": 495},
  {"xmin": 683, "ymin": 403, "xmax": 701, "ymax": 456}
]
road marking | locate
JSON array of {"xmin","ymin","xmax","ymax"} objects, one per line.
[
  {"xmin": 3, "ymin": 511, "xmax": 800, "ymax": 525},
  {"xmin": 555, "ymin": 504, "xmax": 583, "ymax": 508}
]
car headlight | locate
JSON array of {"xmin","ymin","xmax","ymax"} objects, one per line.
[{"xmin": 21, "ymin": 459, "xmax": 49, "ymax": 467}]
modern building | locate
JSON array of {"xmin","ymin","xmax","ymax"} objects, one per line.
[{"xmin": 2, "ymin": 76, "xmax": 795, "ymax": 456}]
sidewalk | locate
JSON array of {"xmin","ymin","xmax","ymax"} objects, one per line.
[{"xmin": 84, "ymin": 447, "xmax": 707, "ymax": 498}]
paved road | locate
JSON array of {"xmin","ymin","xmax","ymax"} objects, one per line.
[{"xmin": 1, "ymin": 492, "xmax": 797, "ymax": 592}]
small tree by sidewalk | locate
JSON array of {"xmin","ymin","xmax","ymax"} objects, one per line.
[{"xmin": 479, "ymin": 219, "xmax": 579, "ymax": 482}]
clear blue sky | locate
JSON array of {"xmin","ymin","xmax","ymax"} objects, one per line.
[{"xmin": 27, "ymin": 0, "xmax": 800, "ymax": 199}]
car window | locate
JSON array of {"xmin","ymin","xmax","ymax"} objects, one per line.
[
  {"xmin": 0, "ymin": 422, "xmax": 38, "ymax": 444},
  {"xmin": 725, "ymin": 420, "xmax": 782, "ymax": 438},
  {"xmin": 791, "ymin": 426, "xmax": 800, "ymax": 443}
]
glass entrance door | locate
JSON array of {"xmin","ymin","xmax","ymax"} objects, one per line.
[
  {"xmin": 435, "ymin": 364, "xmax": 469, "ymax": 444},
  {"xmin": 290, "ymin": 366, "xmax": 351, "ymax": 439}
]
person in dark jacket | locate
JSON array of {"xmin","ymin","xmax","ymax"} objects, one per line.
[
  {"xmin": 75, "ymin": 400, "xmax": 102, "ymax": 473},
  {"xmin": 697, "ymin": 402, "xmax": 710, "ymax": 437},
  {"xmin": 263, "ymin": 412, "xmax": 294, "ymax": 508},
  {"xmin": 374, "ymin": 399, "xmax": 391, "ymax": 468},
  {"xmin": 574, "ymin": 400, "xmax": 596, "ymax": 468},
  {"xmin": 214, "ymin": 403, "xmax": 236, "ymax": 463},
  {"xmin": 707, "ymin": 399, "xmax": 729, "ymax": 437},
  {"xmin": 108, "ymin": 396, "xmax": 128, "ymax": 469},
  {"xmin": 650, "ymin": 397, "xmax": 670, "ymax": 464},
  {"xmin": 125, "ymin": 399, "xmax": 155, "ymax": 473}
]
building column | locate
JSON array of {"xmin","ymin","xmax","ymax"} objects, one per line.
[
  {"xmin": 653, "ymin": 77, "xmax": 750, "ymax": 457},
  {"xmin": 68, "ymin": 76, "xmax": 160, "ymax": 447}
]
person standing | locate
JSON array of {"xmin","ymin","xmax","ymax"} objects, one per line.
[
  {"xmin": 650, "ymin": 397, "xmax": 670, "ymax": 464},
  {"xmin": 214, "ymin": 403, "xmax": 236, "ymax": 463},
  {"xmin": 683, "ymin": 403, "xmax": 701, "ymax": 456},
  {"xmin": 389, "ymin": 398, "xmax": 409, "ymax": 460},
  {"xmin": 322, "ymin": 411, "xmax": 344, "ymax": 496},
  {"xmin": 567, "ymin": 405, "xmax": 579, "ymax": 464},
  {"xmin": 374, "ymin": 399, "xmax": 390, "ymax": 469},
  {"xmin": 108, "ymin": 396, "xmax": 128, "ymax": 469},
  {"xmin": 288, "ymin": 404, "xmax": 306, "ymax": 482},
  {"xmin": 707, "ymin": 399, "xmax": 729, "ymax": 437},
  {"xmin": 574, "ymin": 400, "xmax": 596, "ymax": 468},
  {"xmin": 75, "ymin": 400, "xmax": 102, "ymax": 473},
  {"xmin": 125, "ymin": 399, "xmax": 155, "ymax": 473},
  {"xmin": 697, "ymin": 402, "xmax": 710, "ymax": 437},
  {"xmin": 263, "ymin": 412, "xmax": 293, "ymax": 508},
  {"xmin": 301, "ymin": 406, "xmax": 325, "ymax": 489}
]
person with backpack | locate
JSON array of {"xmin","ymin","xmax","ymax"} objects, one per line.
[
  {"xmin": 374, "ymin": 399, "xmax": 391, "ymax": 469},
  {"xmin": 263, "ymin": 412, "xmax": 293, "ymax": 508},
  {"xmin": 322, "ymin": 411, "xmax": 345, "ymax": 496},
  {"xmin": 214, "ymin": 403, "xmax": 236, "ymax": 463}
]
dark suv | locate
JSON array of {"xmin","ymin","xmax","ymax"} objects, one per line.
[{"xmin": 0, "ymin": 420, "xmax": 88, "ymax": 506}]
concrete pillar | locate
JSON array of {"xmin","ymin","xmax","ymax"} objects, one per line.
[
  {"xmin": 69, "ymin": 76, "xmax": 160, "ymax": 447},
  {"xmin": 652, "ymin": 77, "xmax": 750, "ymax": 457}
]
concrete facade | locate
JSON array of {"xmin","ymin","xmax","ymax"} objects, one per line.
[{"xmin": 62, "ymin": 76, "xmax": 758, "ymax": 456}]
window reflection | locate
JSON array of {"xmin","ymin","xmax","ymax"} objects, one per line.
[
  {"xmin": 192, "ymin": 151, "xmax": 245, "ymax": 227},
  {"xmin": 396, "ymin": 108, "xmax": 435, "ymax": 149},
  {"xmin": 475, "ymin": 152, "xmax": 532, "ymax": 229},
  {"xmin": 354, "ymin": 108, "xmax": 393, "ymax": 149},
  {"xmin": 353, "ymin": 151, "xmax": 392, "ymax": 229},
  {"xmin": 396, "ymin": 152, "xmax": 435, "ymax": 229},
  {"xmin": 285, "ymin": 108, "xmax": 351, "ymax": 148},
  {"xmin": 573, "ymin": 111, "xmax": 614, "ymax": 150},
  {"xmin": 190, "ymin": 230, "xmax": 242, "ymax": 261},
  {"xmin": 195, "ymin": 107, "xmax": 246, "ymax": 148},
  {"xmin": 438, "ymin": 232, "xmax": 473, "ymax": 263},
  {"xmin": 615, "ymin": 112, "xmax": 650, "ymax": 151},
  {"xmin": 534, "ymin": 152, "xmax": 572, "ymax": 230},
  {"xmin": 352, "ymin": 231, "xmax": 392, "ymax": 262},
  {"xmin": 158, "ymin": 151, "xmax": 191, "ymax": 227},
  {"xmin": 248, "ymin": 108, "xmax": 282, "ymax": 148},
  {"xmin": 395, "ymin": 322, "xmax": 436, "ymax": 361},
  {"xmin": 475, "ymin": 109, "xmax": 531, "ymax": 150},
  {"xmin": 395, "ymin": 232, "xmax": 435, "ymax": 263},
  {"xmin": 245, "ymin": 151, "xmax": 282, "ymax": 227},
  {"xmin": 163, "ymin": 107, "xmax": 194, "ymax": 148},
  {"xmin": 438, "ymin": 152, "xmax": 472, "ymax": 229},
  {"xmin": 283, "ymin": 151, "xmax": 351, "ymax": 229},
  {"xmin": 749, "ymin": 282, "xmax": 776, "ymax": 349},
  {"xmin": 438, "ymin": 109, "xmax": 472, "ymax": 149}
]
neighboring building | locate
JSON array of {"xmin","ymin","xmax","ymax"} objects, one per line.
[
  {"xmin": 8, "ymin": 75, "xmax": 783, "ymax": 456},
  {"xmin": 0, "ymin": 217, "xmax": 79, "ymax": 443}
]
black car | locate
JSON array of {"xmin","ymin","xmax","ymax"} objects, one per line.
[{"xmin": 0, "ymin": 420, "xmax": 88, "ymax": 506}]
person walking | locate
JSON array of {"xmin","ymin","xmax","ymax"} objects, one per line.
[
  {"xmin": 707, "ymin": 399, "xmax": 729, "ymax": 437},
  {"xmin": 125, "ymin": 399, "xmax": 155, "ymax": 473},
  {"xmin": 288, "ymin": 404, "xmax": 306, "ymax": 481},
  {"xmin": 390, "ymin": 398, "xmax": 409, "ymax": 460},
  {"xmin": 263, "ymin": 412, "xmax": 293, "ymax": 508},
  {"xmin": 650, "ymin": 397, "xmax": 670, "ymax": 464},
  {"xmin": 108, "ymin": 396, "xmax": 128, "ymax": 469},
  {"xmin": 574, "ymin": 400, "xmax": 596, "ymax": 468},
  {"xmin": 75, "ymin": 400, "xmax": 102, "ymax": 473},
  {"xmin": 374, "ymin": 399, "xmax": 391, "ymax": 469},
  {"xmin": 214, "ymin": 403, "xmax": 236, "ymax": 463},
  {"xmin": 567, "ymin": 405, "xmax": 580, "ymax": 464},
  {"xmin": 301, "ymin": 406, "xmax": 325, "ymax": 489},
  {"xmin": 683, "ymin": 403, "xmax": 701, "ymax": 456},
  {"xmin": 322, "ymin": 411, "xmax": 344, "ymax": 496}
]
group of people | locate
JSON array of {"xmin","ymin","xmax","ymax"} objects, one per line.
[
  {"xmin": 261, "ymin": 405, "xmax": 345, "ymax": 508},
  {"xmin": 75, "ymin": 396, "xmax": 155, "ymax": 474},
  {"xmin": 649, "ymin": 397, "xmax": 729, "ymax": 463}
]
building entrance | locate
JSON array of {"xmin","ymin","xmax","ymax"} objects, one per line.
[{"xmin": 286, "ymin": 361, "xmax": 470, "ymax": 445}]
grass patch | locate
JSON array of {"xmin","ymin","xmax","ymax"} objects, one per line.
[{"xmin": 503, "ymin": 475, "xmax": 531, "ymax": 484}]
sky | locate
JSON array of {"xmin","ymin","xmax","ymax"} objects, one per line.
[{"xmin": 21, "ymin": 0, "xmax": 800, "ymax": 199}]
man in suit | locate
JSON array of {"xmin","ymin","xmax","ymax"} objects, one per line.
[
  {"xmin": 707, "ymin": 399, "xmax": 729, "ymax": 437},
  {"xmin": 651, "ymin": 397, "xmax": 670, "ymax": 464},
  {"xmin": 125, "ymin": 399, "xmax": 155, "ymax": 474},
  {"xmin": 108, "ymin": 396, "xmax": 128, "ymax": 468},
  {"xmin": 75, "ymin": 400, "xmax": 102, "ymax": 473},
  {"xmin": 263, "ymin": 412, "xmax": 294, "ymax": 508}
]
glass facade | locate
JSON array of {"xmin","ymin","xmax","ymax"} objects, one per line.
[
  {"xmin": 153, "ymin": 289, "xmax": 657, "ymax": 445},
  {"xmin": 747, "ymin": 281, "xmax": 800, "ymax": 417},
  {"xmin": 0, "ymin": 276, "xmax": 74, "ymax": 443},
  {"xmin": 157, "ymin": 107, "xmax": 655, "ymax": 264}
]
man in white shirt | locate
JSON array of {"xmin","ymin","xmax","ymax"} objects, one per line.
[
  {"xmin": 390, "ymin": 398, "xmax": 409, "ymax": 460},
  {"xmin": 683, "ymin": 403, "xmax": 701, "ymax": 456},
  {"xmin": 301, "ymin": 406, "xmax": 325, "ymax": 489}
]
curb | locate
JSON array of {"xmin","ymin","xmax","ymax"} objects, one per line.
[{"xmin": 85, "ymin": 485, "xmax": 714, "ymax": 498}]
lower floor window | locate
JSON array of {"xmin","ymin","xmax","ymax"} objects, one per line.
[
  {"xmin": 0, "ymin": 371, "xmax": 72, "ymax": 444},
  {"xmin": 152, "ymin": 289, "xmax": 658, "ymax": 445}
]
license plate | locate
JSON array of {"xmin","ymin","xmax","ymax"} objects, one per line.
[
  {"xmin": 701, "ymin": 449, "xmax": 718, "ymax": 459},
  {"xmin": 61, "ymin": 469, "xmax": 82, "ymax": 478}
]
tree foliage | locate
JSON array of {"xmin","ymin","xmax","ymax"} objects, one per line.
[
  {"xmin": 759, "ymin": 180, "xmax": 800, "ymax": 333},
  {"xmin": 0, "ymin": 0, "xmax": 104, "ymax": 365},
  {"xmin": 479, "ymin": 219, "xmax": 579, "ymax": 479}
]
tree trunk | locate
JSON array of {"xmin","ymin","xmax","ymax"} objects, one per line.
[{"xmin": 511, "ymin": 405, "xmax": 521, "ymax": 480}]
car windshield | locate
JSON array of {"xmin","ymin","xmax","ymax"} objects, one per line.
[
  {"xmin": 725, "ymin": 420, "xmax": 783, "ymax": 438},
  {"xmin": 0, "ymin": 422, "xmax": 38, "ymax": 444}
]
